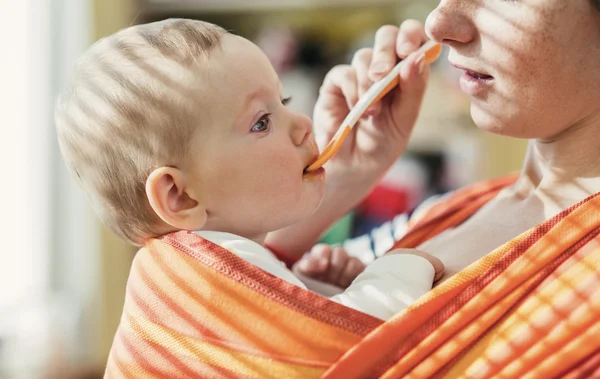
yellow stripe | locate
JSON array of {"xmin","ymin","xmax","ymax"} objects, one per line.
[
  {"xmin": 123, "ymin": 313, "xmax": 326, "ymax": 378},
  {"xmin": 412, "ymin": 233, "xmax": 527, "ymax": 309},
  {"xmin": 131, "ymin": 242, "xmax": 362, "ymax": 360},
  {"xmin": 108, "ymin": 332, "xmax": 165, "ymax": 379},
  {"xmin": 522, "ymin": 319, "xmax": 600, "ymax": 379},
  {"xmin": 447, "ymin": 245, "xmax": 600, "ymax": 378},
  {"xmin": 399, "ymin": 273, "xmax": 541, "ymax": 379}
]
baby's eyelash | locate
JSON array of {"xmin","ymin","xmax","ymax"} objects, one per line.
[{"xmin": 281, "ymin": 96, "xmax": 292, "ymax": 105}]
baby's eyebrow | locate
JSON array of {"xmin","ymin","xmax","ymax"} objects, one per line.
[
  {"xmin": 243, "ymin": 87, "xmax": 270, "ymax": 108},
  {"xmin": 243, "ymin": 77, "xmax": 281, "ymax": 106},
  {"xmin": 234, "ymin": 86, "xmax": 272, "ymax": 129}
]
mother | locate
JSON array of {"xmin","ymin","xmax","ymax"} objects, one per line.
[{"xmin": 268, "ymin": 0, "xmax": 600, "ymax": 376}]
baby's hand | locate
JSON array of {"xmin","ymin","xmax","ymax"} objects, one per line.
[
  {"xmin": 294, "ymin": 244, "xmax": 365, "ymax": 288},
  {"xmin": 387, "ymin": 248, "xmax": 445, "ymax": 282}
]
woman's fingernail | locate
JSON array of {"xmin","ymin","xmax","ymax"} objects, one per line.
[
  {"xmin": 416, "ymin": 53, "xmax": 426, "ymax": 75},
  {"xmin": 371, "ymin": 62, "xmax": 391, "ymax": 74}
]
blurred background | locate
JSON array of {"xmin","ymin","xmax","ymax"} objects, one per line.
[{"xmin": 1, "ymin": 0, "xmax": 527, "ymax": 377}]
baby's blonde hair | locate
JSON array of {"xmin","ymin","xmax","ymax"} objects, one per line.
[{"xmin": 55, "ymin": 19, "xmax": 227, "ymax": 245}]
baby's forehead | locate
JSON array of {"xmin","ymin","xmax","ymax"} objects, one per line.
[
  {"xmin": 95, "ymin": 33, "xmax": 281, "ymax": 117},
  {"xmin": 207, "ymin": 35, "xmax": 279, "ymax": 88}
]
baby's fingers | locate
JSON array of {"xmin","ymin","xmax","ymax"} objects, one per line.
[
  {"xmin": 295, "ymin": 255, "xmax": 329, "ymax": 277},
  {"xmin": 325, "ymin": 247, "xmax": 348, "ymax": 284},
  {"xmin": 338, "ymin": 257, "xmax": 366, "ymax": 288},
  {"xmin": 295, "ymin": 244, "xmax": 333, "ymax": 278}
]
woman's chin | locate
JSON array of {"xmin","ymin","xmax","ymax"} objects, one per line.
[
  {"xmin": 470, "ymin": 102, "xmax": 515, "ymax": 137},
  {"xmin": 471, "ymin": 104, "xmax": 549, "ymax": 140}
]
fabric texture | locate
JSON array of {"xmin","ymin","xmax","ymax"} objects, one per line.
[
  {"xmin": 197, "ymin": 230, "xmax": 436, "ymax": 320},
  {"xmin": 105, "ymin": 174, "xmax": 600, "ymax": 378}
]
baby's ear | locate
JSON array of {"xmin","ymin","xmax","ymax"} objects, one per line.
[{"xmin": 145, "ymin": 167, "xmax": 207, "ymax": 231}]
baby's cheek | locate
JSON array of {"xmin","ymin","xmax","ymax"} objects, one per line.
[{"xmin": 253, "ymin": 156, "xmax": 299, "ymax": 190}]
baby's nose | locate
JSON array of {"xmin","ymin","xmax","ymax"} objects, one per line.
[{"xmin": 292, "ymin": 113, "xmax": 313, "ymax": 146}]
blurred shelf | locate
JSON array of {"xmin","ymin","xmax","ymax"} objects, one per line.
[{"xmin": 138, "ymin": 0, "xmax": 400, "ymax": 13}]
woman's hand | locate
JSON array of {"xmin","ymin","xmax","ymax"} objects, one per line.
[{"xmin": 313, "ymin": 20, "xmax": 430, "ymax": 188}]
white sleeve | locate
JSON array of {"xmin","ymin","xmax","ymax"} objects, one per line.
[
  {"xmin": 330, "ymin": 254, "xmax": 434, "ymax": 320},
  {"xmin": 233, "ymin": 247, "xmax": 307, "ymax": 289},
  {"xmin": 196, "ymin": 231, "xmax": 307, "ymax": 289}
]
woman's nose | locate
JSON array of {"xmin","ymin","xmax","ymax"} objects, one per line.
[
  {"xmin": 426, "ymin": 0, "xmax": 475, "ymax": 48},
  {"xmin": 291, "ymin": 113, "xmax": 313, "ymax": 146}
]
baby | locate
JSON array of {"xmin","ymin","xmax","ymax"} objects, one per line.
[{"xmin": 55, "ymin": 19, "xmax": 442, "ymax": 321}]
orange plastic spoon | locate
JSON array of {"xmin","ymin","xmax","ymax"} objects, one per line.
[{"xmin": 305, "ymin": 41, "xmax": 442, "ymax": 172}]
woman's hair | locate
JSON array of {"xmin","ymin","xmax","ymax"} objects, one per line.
[{"xmin": 595, "ymin": 0, "xmax": 600, "ymax": 10}]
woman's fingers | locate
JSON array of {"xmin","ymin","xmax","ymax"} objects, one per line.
[
  {"xmin": 351, "ymin": 48, "xmax": 374, "ymax": 101},
  {"xmin": 369, "ymin": 24, "xmax": 399, "ymax": 81},
  {"xmin": 351, "ymin": 47, "xmax": 381, "ymax": 116},
  {"xmin": 319, "ymin": 64, "xmax": 358, "ymax": 114},
  {"xmin": 396, "ymin": 19, "xmax": 429, "ymax": 58}
]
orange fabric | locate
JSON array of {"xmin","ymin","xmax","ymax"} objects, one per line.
[
  {"xmin": 325, "ymin": 178, "xmax": 600, "ymax": 378},
  {"xmin": 105, "ymin": 232, "xmax": 381, "ymax": 378},
  {"xmin": 105, "ymin": 175, "xmax": 600, "ymax": 378}
]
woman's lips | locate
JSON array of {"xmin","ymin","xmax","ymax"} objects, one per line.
[
  {"xmin": 450, "ymin": 62, "xmax": 494, "ymax": 96},
  {"xmin": 466, "ymin": 70, "xmax": 493, "ymax": 80},
  {"xmin": 456, "ymin": 69, "xmax": 494, "ymax": 97}
]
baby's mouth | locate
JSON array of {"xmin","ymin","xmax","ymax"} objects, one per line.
[
  {"xmin": 303, "ymin": 155, "xmax": 317, "ymax": 172},
  {"xmin": 302, "ymin": 164, "xmax": 314, "ymax": 175},
  {"xmin": 302, "ymin": 166, "xmax": 325, "ymax": 180},
  {"xmin": 302, "ymin": 156, "xmax": 321, "ymax": 176}
]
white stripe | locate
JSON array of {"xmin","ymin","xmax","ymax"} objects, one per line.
[
  {"xmin": 343, "ymin": 234, "xmax": 376, "ymax": 264},
  {"xmin": 372, "ymin": 221, "xmax": 395, "ymax": 258}
]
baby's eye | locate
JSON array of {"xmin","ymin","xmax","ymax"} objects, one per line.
[
  {"xmin": 251, "ymin": 113, "xmax": 272, "ymax": 133},
  {"xmin": 281, "ymin": 96, "xmax": 292, "ymax": 106}
]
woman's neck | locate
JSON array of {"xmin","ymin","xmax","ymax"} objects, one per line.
[{"xmin": 517, "ymin": 109, "xmax": 600, "ymax": 203}]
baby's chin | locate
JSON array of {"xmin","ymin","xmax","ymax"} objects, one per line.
[{"xmin": 278, "ymin": 196, "xmax": 325, "ymax": 229}]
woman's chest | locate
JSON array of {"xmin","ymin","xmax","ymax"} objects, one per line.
[{"xmin": 417, "ymin": 194, "xmax": 550, "ymax": 281}]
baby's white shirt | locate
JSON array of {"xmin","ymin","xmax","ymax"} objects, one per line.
[{"xmin": 195, "ymin": 231, "xmax": 434, "ymax": 321}]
